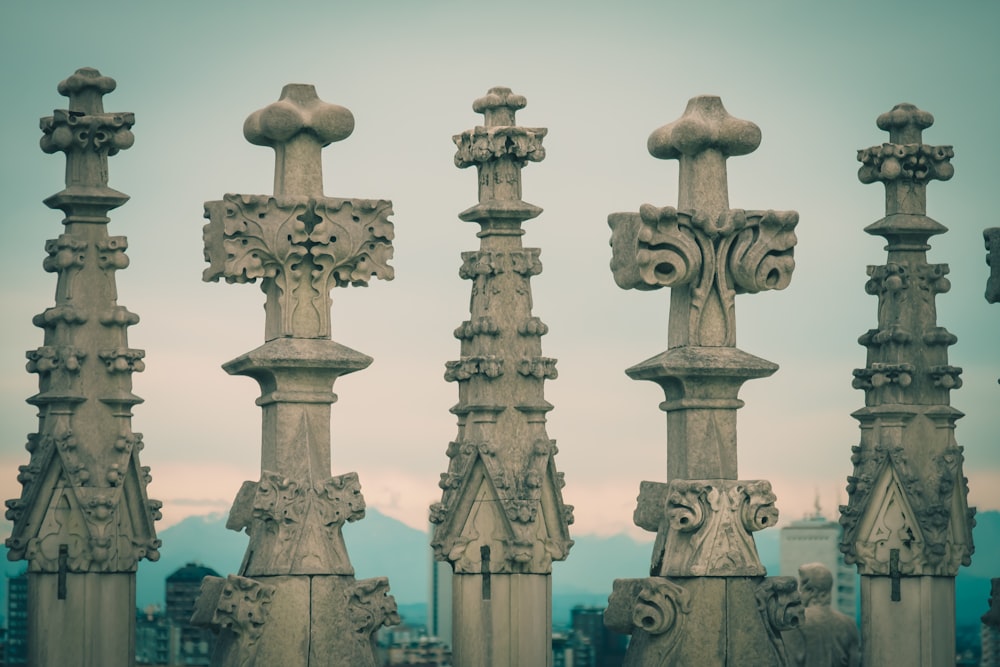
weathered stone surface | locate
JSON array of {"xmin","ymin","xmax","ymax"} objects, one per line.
[
  {"xmin": 840, "ymin": 103, "xmax": 973, "ymax": 666},
  {"xmin": 781, "ymin": 563, "xmax": 860, "ymax": 667},
  {"xmin": 430, "ymin": 87, "xmax": 572, "ymax": 667},
  {"xmin": 605, "ymin": 95, "xmax": 798, "ymax": 665},
  {"xmin": 6, "ymin": 68, "xmax": 160, "ymax": 667},
  {"xmin": 196, "ymin": 83, "xmax": 397, "ymax": 666}
]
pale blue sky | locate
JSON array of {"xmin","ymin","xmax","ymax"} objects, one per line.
[{"xmin": 1, "ymin": 1, "xmax": 997, "ymax": 538}]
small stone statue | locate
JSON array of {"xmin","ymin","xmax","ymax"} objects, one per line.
[{"xmin": 783, "ymin": 563, "xmax": 861, "ymax": 667}]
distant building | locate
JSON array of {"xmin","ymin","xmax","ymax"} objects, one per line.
[
  {"xmin": 6, "ymin": 572, "xmax": 27, "ymax": 667},
  {"xmin": 569, "ymin": 606, "xmax": 627, "ymax": 667},
  {"xmin": 136, "ymin": 605, "xmax": 170, "ymax": 665},
  {"xmin": 166, "ymin": 562, "xmax": 220, "ymax": 666},
  {"xmin": 779, "ymin": 504, "xmax": 856, "ymax": 617},
  {"xmin": 378, "ymin": 619, "xmax": 451, "ymax": 666},
  {"xmin": 552, "ymin": 631, "xmax": 572, "ymax": 667}
]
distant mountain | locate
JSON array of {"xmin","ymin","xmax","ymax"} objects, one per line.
[{"xmin": 0, "ymin": 509, "xmax": 995, "ymax": 631}]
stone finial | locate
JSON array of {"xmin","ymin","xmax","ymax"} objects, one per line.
[
  {"xmin": 609, "ymin": 97, "xmax": 796, "ymax": 348},
  {"xmin": 203, "ymin": 86, "xmax": 393, "ymax": 341},
  {"xmin": 453, "ymin": 87, "xmax": 545, "ymax": 219},
  {"xmin": 243, "ymin": 84, "xmax": 354, "ymax": 197},
  {"xmin": 647, "ymin": 95, "xmax": 761, "ymax": 215},
  {"xmin": 39, "ymin": 68, "xmax": 134, "ymax": 209},
  {"xmin": 858, "ymin": 103, "xmax": 954, "ymax": 219}
]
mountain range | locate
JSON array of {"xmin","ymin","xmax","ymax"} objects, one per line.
[{"xmin": 1, "ymin": 508, "xmax": 996, "ymax": 629}]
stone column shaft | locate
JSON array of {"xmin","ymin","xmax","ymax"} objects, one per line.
[
  {"xmin": 840, "ymin": 103, "xmax": 974, "ymax": 666},
  {"xmin": 605, "ymin": 96, "xmax": 802, "ymax": 665},
  {"xmin": 5, "ymin": 68, "xmax": 161, "ymax": 667}
]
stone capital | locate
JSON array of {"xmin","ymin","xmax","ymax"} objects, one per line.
[{"xmin": 635, "ymin": 478, "xmax": 777, "ymax": 577}]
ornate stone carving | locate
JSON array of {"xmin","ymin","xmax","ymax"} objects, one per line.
[
  {"xmin": 432, "ymin": 87, "xmax": 572, "ymax": 666},
  {"xmin": 604, "ymin": 95, "xmax": 797, "ymax": 664},
  {"xmin": 610, "ymin": 205, "xmax": 796, "ymax": 346},
  {"xmin": 346, "ymin": 577, "xmax": 400, "ymax": 644},
  {"xmin": 840, "ymin": 103, "xmax": 974, "ymax": 666},
  {"xmin": 635, "ymin": 479, "xmax": 776, "ymax": 577},
  {"xmin": 197, "ymin": 83, "xmax": 397, "ymax": 666},
  {"xmin": 192, "ymin": 574, "xmax": 275, "ymax": 667}
]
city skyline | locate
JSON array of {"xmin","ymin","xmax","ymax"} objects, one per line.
[{"xmin": 1, "ymin": 1, "xmax": 997, "ymax": 541}]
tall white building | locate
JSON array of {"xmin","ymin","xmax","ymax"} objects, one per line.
[{"xmin": 779, "ymin": 505, "xmax": 856, "ymax": 617}]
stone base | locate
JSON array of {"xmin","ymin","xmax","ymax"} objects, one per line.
[
  {"xmin": 452, "ymin": 573, "xmax": 552, "ymax": 667},
  {"xmin": 861, "ymin": 575, "xmax": 955, "ymax": 667},
  {"xmin": 607, "ymin": 576, "xmax": 800, "ymax": 666},
  {"xmin": 28, "ymin": 572, "xmax": 135, "ymax": 667},
  {"xmin": 196, "ymin": 574, "xmax": 398, "ymax": 667}
]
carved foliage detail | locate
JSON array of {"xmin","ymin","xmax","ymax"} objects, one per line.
[
  {"xmin": 444, "ymin": 356, "xmax": 503, "ymax": 382},
  {"xmin": 609, "ymin": 204, "xmax": 797, "ymax": 345},
  {"xmin": 459, "ymin": 249, "xmax": 542, "ymax": 279},
  {"xmin": 755, "ymin": 576, "xmax": 804, "ymax": 664},
  {"xmin": 453, "ymin": 126, "xmax": 547, "ymax": 168},
  {"xmin": 227, "ymin": 470, "xmax": 365, "ymax": 575},
  {"xmin": 840, "ymin": 441, "xmax": 974, "ymax": 576},
  {"xmin": 346, "ymin": 577, "xmax": 401, "ymax": 643},
  {"xmin": 40, "ymin": 109, "xmax": 135, "ymax": 157},
  {"xmin": 857, "ymin": 143, "xmax": 954, "ymax": 184},
  {"xmin": 203, "ymin": 194, "xmax": 394, "ymax": 337},
  {"xmin": 637, "ymin": 479, "xmax": 775, "ymax": 577}
]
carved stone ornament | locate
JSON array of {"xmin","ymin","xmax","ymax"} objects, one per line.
[
  {"xmin": 192, "ymin": 574, "xmax": 276, "ymax": 667},
  {"xmin": 431, "ymin": 87, "xmax": 573, "ymax": 579},
  {"xmin": 345, "ymin": 577, "xmax": 401, "ymax": 645},
  {"xmin": 840, "ymin": 103, "xmax": 974, "ymax": 579},
  {"xmin": 203, "ymin": 194, "xmax": 394, "ymax": 340},
  {"xmin": 605, "ymin": 577, "xmax": 692, "ymax": 662},
  {"xmin": 635, "ymin": 479, "xmax": 777, "ymax": 577},
  {"xmin": 7, "ymin": 68, "xmax": 160, "ymax": 578},
  {"xmin": 226, "ymin": 470, "xmax": 365, "ymax": 576},
  {"xmin": 610, "ymin": 205, "xmax": 797, "ymax": 346}
]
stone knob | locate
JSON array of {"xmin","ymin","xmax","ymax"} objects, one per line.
[
  {"xmin": 244, "ymin": 84, "xmax": 353, "ymax": 197},
  {"xmin": 877, "ymin": 103, "xmax": 933, "ymax": 144},
  {"xmin": 472, "ymin": 86, "xmax": 526, "ymax": 127},
  {"xmin": 57, "ymin": 67, "xmax": 116, "ymax": 114},
  {"xmin": 648, "ymin": 95, "xmax": 760, "ymax": 160}
]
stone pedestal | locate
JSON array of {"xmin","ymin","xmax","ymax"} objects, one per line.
[
  {"xmin": 5, "ymin": 68, "xmax": 161, "ymax": 667},
  {"xmin": 429, "ymin": 87, "xmax": 574, "ymax": 667},
  {"xmin": 605, "ymin": 96, "xmax": 802, "ymax": 665},
  {"xmin": 193, "ymin": 83, "xmax": 399, "ymax": 666},
  {"xmin": 839, "ymin": 103, "xmax": 974, "ymax": 666}
]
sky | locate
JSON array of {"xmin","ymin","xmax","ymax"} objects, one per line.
[{"xmin": 1, "ymin": 1, "xmax": 998, "ymax": 544}]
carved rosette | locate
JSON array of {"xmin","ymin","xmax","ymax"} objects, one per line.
[
  {"xmin": 841, "ymin": 103, "xmax": 974, "ymax": 580},
  {"xmin": 431, "ymin": 87, "xmax": 573, "ymax": 579},
  {"xmin": 6, "ymin": 68, "xmax": 160, "ymax": 579},
  {"xmin": 635, "ymin": 479, "xmax": 776, "ymax": 577},
  {"xmin": 203, "ymin": 194, "xmax": 394, "ymax": 340}
]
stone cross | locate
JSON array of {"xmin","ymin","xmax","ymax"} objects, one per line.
[
  {"xmin": 429, "ymin": 87, "xmax": 574, "ymax": 667},
  {"xmin": 194, "ymin": 84, "xmax": 399, "ymax": 667},
  {"xmin": 839, "ymin": 103, "xmax": 974, "ymax": 666},
  {"xmin": 6, "ymin": 68, "xmax": 161, "ymax": 667},
  {"xmin": 605, "ymin": 96, "xmax": 802, "ymax": 665}
]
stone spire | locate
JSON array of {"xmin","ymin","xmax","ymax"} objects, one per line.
[
  {"xmin": 5, "ymin": 67, "xmax": 161, "ymax": 667},
  {"xmin": 429, "ymin": 87, "xmax": 574, "ymax": 667},
  {"xmin": 839, "ymin": 103, "xmax": 975, "ymax": 665},
  {"xmin": 604, "ymin": 96, "xmax": 803, "ymax": 665},
  {"xmin": 193, "ymin": 83, "xmax": 399, "ymax": 667}
]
